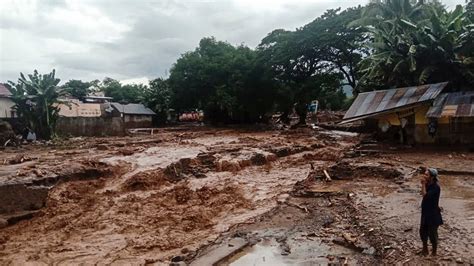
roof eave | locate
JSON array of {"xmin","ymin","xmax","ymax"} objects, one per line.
[{"xmin": 339, "ymin": 101, "xmax": 432, "ymax": 124}]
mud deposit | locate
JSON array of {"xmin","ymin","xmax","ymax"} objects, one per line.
[
  {"xmin": 0, "ymin": 126, "xmax": 473, "ymax": 265},
  {"xmin": 0, "ymin": 127, "xmax": 354, "ymax": 264}
]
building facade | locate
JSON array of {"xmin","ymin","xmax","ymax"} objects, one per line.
[
  {"xmin": 342, "ymin": 82, "xmax": 474, "ymax": 144},
  {"xmin": 0, "ymin": 84, "xmax": 15, "ymax": 119}
]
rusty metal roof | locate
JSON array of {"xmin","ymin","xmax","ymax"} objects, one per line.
[
  {"xmin": 426, "ymin": 91, "xmax": 474, "ymax": 118},
  {"xmin": 342, "ymin": 82, "xmax": 448, "ymax": 123}
]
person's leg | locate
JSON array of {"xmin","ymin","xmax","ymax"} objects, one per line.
[
  {"xmin": 419, "ymin": 224, "xmax": 429, "ymax": 255},
  {"xmin": 429, "ymin": 225, "xmax": 439, "ymax": 256}
]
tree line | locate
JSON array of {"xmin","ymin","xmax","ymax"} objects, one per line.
[{"xmin": 5, "ymin": 0, "xmax": 473, "ymax": 139}]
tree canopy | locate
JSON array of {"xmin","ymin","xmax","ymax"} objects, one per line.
[
  {"xmin": 355, "ymin": 0, "xmax": 474, "ymax": 90},
  {"xmin": 61, "ymin": 79, "xmax": 92, "ymax": 100},
  {"xmin": 169, "ymin": 37, "xmax": 275, "ymax": 123},
  {"xmin": 100, "ymin": 78, "xmax": 147, "ymax": 103}
]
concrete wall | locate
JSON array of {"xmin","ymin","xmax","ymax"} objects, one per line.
[
  {"xmin": 57, "ymin": 100, "xmax": 102, "ymax": 117},
  {"xmin": 57, "ymin": 116, "xmax": 125, "ymax": 136},
  {"xmin": 0, "ymin": 98, "xmax": 15, "ymax": 118},
  {"xmin": 431, "ymin": 117, "xmax": 474, "ymax": 144},
  {"xmin": 371, "ymin": 104, "xmax": 474, "ymax": 144},
  {"xmin": 124, "ymin": 114, "xmax": 153, "ymax": 128}
]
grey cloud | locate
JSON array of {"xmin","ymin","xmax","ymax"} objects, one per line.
[{"xmin": 1, "ymin": 0, "xmax": 467, "ymax": 83}]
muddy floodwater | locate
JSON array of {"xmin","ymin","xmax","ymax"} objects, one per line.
[{"xmin": 0, "ymin": 126, "xmax": 473, "ymax": 265}]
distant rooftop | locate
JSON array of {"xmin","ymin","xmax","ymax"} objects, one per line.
[
  {"xmin": 84, "ymin": 96, "xmax": 113, "ymax": 100},
  {"xmin": 111, "ymin": 102, "xmax": 156, "ymax": 115},
  {"xmin": 0, "ymin": 84, "xmax": 12, "ymax": 97}
]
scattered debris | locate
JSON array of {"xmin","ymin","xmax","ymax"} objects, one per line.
[{"xmin": 0, "ymin": 125, "xmax": 471, "ymax": 265}]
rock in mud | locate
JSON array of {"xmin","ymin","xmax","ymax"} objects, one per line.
[
  {"xmin": 0, "ymin": 218, "xmax": 8, "ymax": 228},
  {"xmin": 96, "ymin": 144, "xmax": 109, "ymax": 150},
  {"xmin": 328, "ymin": 161, "xmax": 402, "ymax": 180},
  {"xmin": 362, "ymin": 246, "xmax": 376, "ymax": 255},
  {"xmin": 171, "ymin": 255, "xmax": 184, "ymax": 262},
  {"xmin": 250, "ymin": 153, "xmax": 267, "ymax": 165}
]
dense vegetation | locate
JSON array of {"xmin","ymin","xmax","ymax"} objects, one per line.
[
  {"xmin": 7, "ymin": 70, "xmax": 63, "ymax": 139},
  {"xmin": 6, "ymin": 0, "xmax": 474, "ymax": 134}
]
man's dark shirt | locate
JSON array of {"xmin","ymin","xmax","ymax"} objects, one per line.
[{"xmin": 421, "ymin": 182, "xmax": 443, "ymax": 226}]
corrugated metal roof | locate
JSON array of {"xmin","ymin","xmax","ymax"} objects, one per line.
[
  {"xmin": 0, "ymin": 84, "xmax": 12, "ymax": 97},
  {"xmin": 111, "ymin": 103, "xmax": 156, "ymax": 115},
  {"xmin": 342, "ymin": 82, "xmax": 448, "ymax": 122},
  {"xmin": 426, "ymin": 91, "xmax": 474, "ymax": 118}
]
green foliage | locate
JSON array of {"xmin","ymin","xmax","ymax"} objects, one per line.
[
  {"xmin": 101, "ymin": 77, "xmax": 146, "ymax": 103},
  {"xmin": 169, "ymin": 37, "xmax": 275, "ymax": 123},
  {"xmin": 300, "ymin": 7, "xmax": 369, "ymax": 93},
  {"xmin": 7, "ymin": 70, "xmax": 63, "ymax": 139},
  {"xmin": 61, "ymin": 79, "xmax": 91, "ymax": 99},
  {"xmin": 256, "ymin": 8, "xmax": 361, "ymax": 122},
  {"xmin": 143, "ymin": 78, "xmax": 172, "ymax": 124},
  {"xmin": 356, "ymin": 0, "xmax": 474, "ymax": 90}
]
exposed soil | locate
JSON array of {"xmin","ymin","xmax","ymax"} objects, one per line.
[{"xmin": 0, "ymin": 125, "xmax": 472, "ymax": 265}]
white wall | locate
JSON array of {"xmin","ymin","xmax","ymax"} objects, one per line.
[{"xmin": 0, "ymin": 97, "xmax": 15, "ymax": 118}]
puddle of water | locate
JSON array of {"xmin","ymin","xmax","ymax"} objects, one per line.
[
  {"xmin": 227, "ymin": 239, "xmax": 296, "ymax": 266},
  {"xmin": 439, "ymin": 175, "xmax": 474, "ymax": 223},
  {"xmin": 224, "ymin": 236, "xmax": 347, "ymax": 266}
]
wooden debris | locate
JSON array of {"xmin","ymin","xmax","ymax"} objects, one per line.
[{"xmin": 323, "ymin": 169, "xmax": 332, "ymax": 181}]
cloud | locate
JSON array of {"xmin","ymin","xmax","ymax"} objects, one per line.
[{"xmin": 0, "ymin": 0, "xmax": 467, "ymax": 83}]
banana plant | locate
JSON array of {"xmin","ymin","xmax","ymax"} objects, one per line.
[
  {"xmin": 7, "ymin": 70, "xmax": 64, "ymax": 139},
  {"xmin": 356, "ymin": 0, "xmax": 473, "ymax": 91}
]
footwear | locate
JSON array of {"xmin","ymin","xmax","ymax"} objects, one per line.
[
  {"xmin": 431, "ymin": 245, "xmax": 437, "ymax": 256},
  {"xmin": 421, "ymin": 244, "xmax": 429, "ymax": 256}
]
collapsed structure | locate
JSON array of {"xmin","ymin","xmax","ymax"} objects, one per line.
[{"xmin": 342, "ymin": 82, "xmax": 474, "ymax": 144}]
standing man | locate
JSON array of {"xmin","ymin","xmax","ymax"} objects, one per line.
[{"xmin": 420, "ymin": 168, "xmax": 443, "ymax": 256}]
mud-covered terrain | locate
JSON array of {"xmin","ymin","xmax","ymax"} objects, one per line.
[{"xmin": 0, "ymin": 126, "xmax": 473, "ymax": 265}]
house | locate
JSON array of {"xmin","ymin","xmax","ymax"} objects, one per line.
[
  {"xmin": 340, "ymin": 82, "xmax": 474, "ymax": 144},
  {"xmin": 110, "ymin": 102, "xmax": 156, "ymax": 128},
  {"xmin": 57, "ymin": 99, "xmax": 102, "ymax": 117},
  {"xmin": 425, "ymin": 91, "xmax": 474, "ymax": 144},
  {"xmin": 0, "ymin": 84, "xmax": 16, "ymax": 119}
]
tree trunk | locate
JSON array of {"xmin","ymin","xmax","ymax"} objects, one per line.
[{"xmin": 295, "ymin": 103, "xmax": 307, "ymax": 125}]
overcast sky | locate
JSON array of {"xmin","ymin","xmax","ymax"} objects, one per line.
[{"xmin": 0, "ymin": 0, "xmax": 466, "ymax": 84}]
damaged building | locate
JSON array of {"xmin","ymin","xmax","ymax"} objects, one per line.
[{"xmin": 342, "ymin": 82, "xmax": 474, "ymax": 144}]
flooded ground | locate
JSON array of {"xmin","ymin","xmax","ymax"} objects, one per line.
[{"xmin": 0, "ymin": 125, "xmax": 473, "ymax": 264}]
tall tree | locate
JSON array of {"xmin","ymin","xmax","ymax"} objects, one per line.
[
  {"xmin": 7, "ymin": 70, "xmax": 63, "ymax": 139},
  {"xmin": 300, "ymin": 7, "xmax": 369, "ymax": 94},
  {"xmin": 257, "ymin": 8, "xmax": 362, "ymax": 123},
  {"xmin": 143, "ymin": 78, "xmax": 172, "ymax": 124},
  {"xmin": 61, "ymin": 79, "xmax": 91, "ymax": 100},
  {"xmin": 101, "ymin": 78, "xmax": 146, "ymax": 103},
  {"xmin": 169, "ymin": 37, "xmax": 275, "ymax": 123}
]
